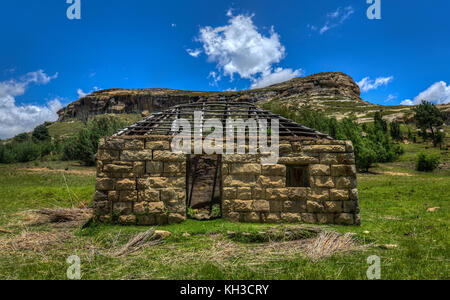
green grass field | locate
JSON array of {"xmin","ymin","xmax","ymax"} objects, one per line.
[{"xmin": 0, "ymin": 148, "xmax": 448, "ymax": 280}]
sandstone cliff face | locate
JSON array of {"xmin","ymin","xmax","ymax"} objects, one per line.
[{"xmin": 57, "ymin": 72, "xmax": 363, "ymax": 121}]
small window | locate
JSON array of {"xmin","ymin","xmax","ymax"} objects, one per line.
[{"xmin": 286, "ymin": 166, "xmax": 309, "ymax": 187}]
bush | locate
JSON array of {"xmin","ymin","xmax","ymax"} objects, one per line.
[
  {"xmin": 32, "ymin": 124, "xmax": 51, "ymax": 142},
  {"xmin": 11, "ymin": 141, "xmax": 41, "ymax": 163},
  {"xmin": 262, "ymin": 101, "xmax": 403, "ymax": 171},
  {"xmin": 416, "ymin": 153, "xmax": 441, "ymax": 172},
  {"xmin": 13, "ymin": 133, "xmax": 30, "ymax": 143},
  {"xmin": 62, "ymin": 116, "xmax": 124, "ymax": 165},
  {"xmin": 390, "ymin": 122, "xmax": 402, "ymax": 141}
]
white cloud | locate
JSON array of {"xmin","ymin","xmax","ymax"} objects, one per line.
[
  {"xmin": 309, "ymin": 6, "xmax": 355, "ymax": 35},
  {"xmin": 251, "ymin": 67, "xmax": 303, "ymax": 89},
  {"xmin": 186, "ymin": 48, "xmax": 202, "ymax": 58},
  {"xmin": 195, "ymin": 11, "xmax": 300, "ymax": 89},
  {"xmin": 77, "ymin": 87, "xmax": 100, "ymax": 98},
  {"xmin": 401, "ymin": 81, "xmax": 450, "ymax": 105},
  {"xmin": 0, "ymin": 70, "xmax": 61, "ymax": 139},
  {"xmin": 385, "ymin": 94, "xmax": 397, "ymax": 102},
  {"xmin": 357, "ymin": 76, "xmax": 394, "ymax": 93},
  {"xmin": 208, "ymin": 71, "xmax": 222, "ymax": 86}
]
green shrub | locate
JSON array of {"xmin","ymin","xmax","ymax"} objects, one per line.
[
  {"xmin": 12, "ymin": 141, "xmax": 41, "ymax": 163},
  {"xmin": 13, "ymin": 133, "xmax": 30, "ymax": 143},
  {"xmin": 62, "ymin": 116, "xmax": 125, "ymax": 165},
  {"xmin": 416, "ymin": 153, "xmax": 441, "ymax": 172},
  {"xmin": 32, "ymin": 124, "xmax": 51, "ymax": 142},
  {"xmin": 262, "ymin": 101, "xmax": 403, "ymax": 171}
]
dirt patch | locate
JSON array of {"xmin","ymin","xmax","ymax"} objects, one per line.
[
  {"xmin": 0, "ymin": 230, "xmax": 73, "ymax": 252},
  {"xmin": 19, "ymin": 208, "xmax": 93, "ymax": 228},
  {"xmin": 380, "ymin": 171, "xmax": 414, "ymax": 177},
  {"xmin": 22, "ymin": 167, "xmax": 96, "ymax": 176}
]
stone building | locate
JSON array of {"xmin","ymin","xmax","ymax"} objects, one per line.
[{"xmin": 93, "ymin": 101, "xmax": 361, "ymax": 226}]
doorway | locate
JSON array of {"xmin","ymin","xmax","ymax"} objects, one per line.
[{"xmin": 186, "ymin": 155, "xmax": 222, "ymax": 220}]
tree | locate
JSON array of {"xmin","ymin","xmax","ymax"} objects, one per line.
[
  {"xmin": 390, "ymin": 122, "xmax": 402, "ymax": 141},
  {"xmin": 32, "ymin": 124, "xmax": 51, "ymax": 142},
  {"xmin": 413, "ymin": 101, "xmax": 444, "ymax": 147},
  {"xmin": 374, "ymin": 111, "xmax": 388, "ymax": 132},
  {"xmin": 13, "ymin": 133, "xmax": 30, "ymax": 143}
]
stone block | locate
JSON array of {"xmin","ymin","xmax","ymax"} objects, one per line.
[
  {"xmin": 281, "ymin": 213, "xmax": 302, "ymax": 223},
  {"xmin": 309, "ymin": 164, "xmax": 330, "ymax": 176},
  {"xmin": 121, "ymin": 150, "xmax": 152, "ymax": 161},
  {"xmin": 331, "ymin": 165, "xmax": 357, "ymax": 177},
  {"xmin": 270, "ymin": 200, "xmax": 283, "ymax": 212},
  {"xmin": 138, "ymin": 189, "xmax": 161, "ymax": 202},
  {"xmin": 278, "ymin": 155, "xmax": 319, "ymax": 165},
  {"xmin": 168, "ymin": 213, "xmax": 186, "ymax": 224},
  {"xmin": 303, "ymin": 145, "xmax": 347, "ymax": 153},
  {"xmin": 119, "ymin": 190, "xmax": 137, "ymax": 202},
  {"xmin": 137, "ymin": 215, "xmax": 156, "ymax": 226},
  {"xmin": 284, "ymin": 200, "xmax": 306, "ymax": 213},
  {"xmin": 288, "ymin": 188, "xmax": 310, "ymax": 201},
  {"xmin": 104, "ymin": 164, "xmax": 133, "ymax": 173},
  {"xmin": 234, "ymin": 200, "xmax": 253, "ymax": 212},
  {"xmin": 161, "ymin": 189, "xmax": 178, "ymax": 202},
  {"xmin": 252, "ymin": 200, "xmax": 270, "ymax": 212},
  {"xmin": 301, "ymin": 213, "xmax": 317, "ymax": 224},
  {"xmin": 244, "ymin": 212, "xmax": 261, "ymax": 223},
  {"xmin": 124, "ymin": 140, "xmax": 144, "ymax": 150},
  {"xmin": 97, "ymin": 149, "xmax": 120, "ymax": 161},
  {"xmin": 113, "ymin": 202, "xmax": 132, "ymax": 215},
  {"xmin": 312, "ymin": 176, "xmax": 335, "ymax": 188},
  {"xmin": 330, "ymin": 189, "xmax": 349, "ymax": 201},
  {"xmin": 146, "ymin": 161, "xmax": 163, "ymax": 174},
  {"xmin": 324, "ymin": 201, "xmax": 343, "ymax": 213},
  {"xmin": 266, "ymin": 188, "xmax": 289, "ymax": 201},
  {"xmin": 343, "ymin": 201, "xmax": 358, "ymax": 213},
  {"xmin": 116, "ymin": 179, "xmax": 136, "ymax": 191},
  {"xmin": 335, "ymin": 177, "xmax": 357, "ymax": 189},
  {"xmin": 133, "ymin": 162, "xmax": 146, "ymax": 177},
  {"xmin": 164, "ymin": 162, "xmax": 186, "ymax": 174},
  {"xmin": 223, "ymin": 175, "xmax": 255, "ymax": 187},
  {"xmin": 153, "ymin": 151, "xmax": 186, "ymax": 162},
  {"xmin": 134, "ymin": 202, "xmax": 149, "ymax": 215},
  {"xmin": 337, "ymin": 153, "xmax": 355, "ymax": 164},
  {"xmin": 223, "ymin": 187, "xmax": 237, "ymax": 200},
  {"xmin": 118, "ymin": 215, "xmax": 137, "ymax": 225},
  {"xmin": 237, "ymin": 187, "xmax": 252, "ymax": 200},
  {"xmin": 252, "ymin": 187, "xmax": 265, "ymax": 199},
  {"xmin": 230, "ymin": 163, "xmax": 261, "ymax": 175},
  {"xmin": 149, "ymin": 202, "xmax": 165, "ymax": 213},
  {"xmin": 335, "ymin": 213, "xmax": 354, "ymax": 225},
  {"xmin": 307, "ymin": 201, "xmax": 325, "ymax": 213},
  {"xmin": 96, "ymin": 178, "xmax": 115, "ymax": 191},
  {"xmin": 310, "ymin": 189, "xmax": 330, "ymax": 201},
  {"xmin": 108, "ymin": 191, "xmax": 119, "ymax": 202},
  {"xmin": 146, "ymin": 141, "xmax": 170, "ymax": 150},
  {"xmin": 261, "ymin": 164, "xmax": 286, "ymax": 176},
  {"xmin": 319, "ymin": 153, "xmax": 338, "ymax": 164},
  {"xmin": 257, "ymin": 176, "xmax": 285, "ymax": 188},
  {"xmin": 317, "ymin": 213, "xmax": 335, "ymax": 224}
]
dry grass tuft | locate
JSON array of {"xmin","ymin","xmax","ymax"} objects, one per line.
[
  {"xmin": 20, "ymin": 208, "xmax": 93, "ymax": 228},
  {"xmin": 303, "ymin": 231, "xmax": 366, "ymax": 262},
  {"xmin": 0, "ymin": 230, "xmax": 73, "ymax": 252},
  {"xmin": 111, "ymin": 228, "xmax": 165, "ymax": 257}
]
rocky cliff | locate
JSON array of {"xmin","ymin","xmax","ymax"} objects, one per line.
[{"xmin": 57, "ymin": 72, "xmax": 364, "ymax": 121}]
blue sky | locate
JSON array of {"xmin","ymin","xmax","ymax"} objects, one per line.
[{"xmin": 0, "ymin": 0, "xmax": 449, "ymax": 138}]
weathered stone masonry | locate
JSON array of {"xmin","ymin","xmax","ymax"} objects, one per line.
[{"xmin": 94, "ymin": 136, "xmax": 361, "ymax": 226}]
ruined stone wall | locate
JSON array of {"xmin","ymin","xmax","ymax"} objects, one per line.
[
  {"xmin": 94, "ymin": 136, "xmax": 361, "ymax": 226},
  {"xmin": 93, "ymin": 136, "xmax": 187, "ymax": 225},
  {"xmin": 221, "ymin": 139, "xmax": 361, "ymax": 225}
]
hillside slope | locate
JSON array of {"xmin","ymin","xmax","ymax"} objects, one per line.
[{"xmin": 57, "ymin": 71, "xmax": 449, "ymax": 125}]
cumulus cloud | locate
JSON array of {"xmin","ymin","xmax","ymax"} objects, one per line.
[
  {"xmin": 0, "ymin": 70, "xmax": 61, "ymax": 139},
  {"xmin": 195, "ymin": 12, "xmax": 301, "ymax": 89},
  {"xmin": 401, "ymin": 81, "xmax": 450, "ymax": 105},
  {"xmin": 251, "ymin": 67, "xmax": 303, "ymax": 89},
  {"xmin": 357, "ymin": 76, "xmax": 394, "ymax": 93},
  {"xmin": 77, "ymin": 87, "xmax": 100, "ymax": 98},
  {"xmin": 309, "ymin": 6, "xmax": 355, "ymax": 35},
  {"xmin": 186, "ymin": 48, "xmax": 202, "ymax": 58}
]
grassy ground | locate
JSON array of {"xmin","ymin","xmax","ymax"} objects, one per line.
[{"xmin": 0, "ymin": 149, "xmax": 448, "ymax": 280}]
